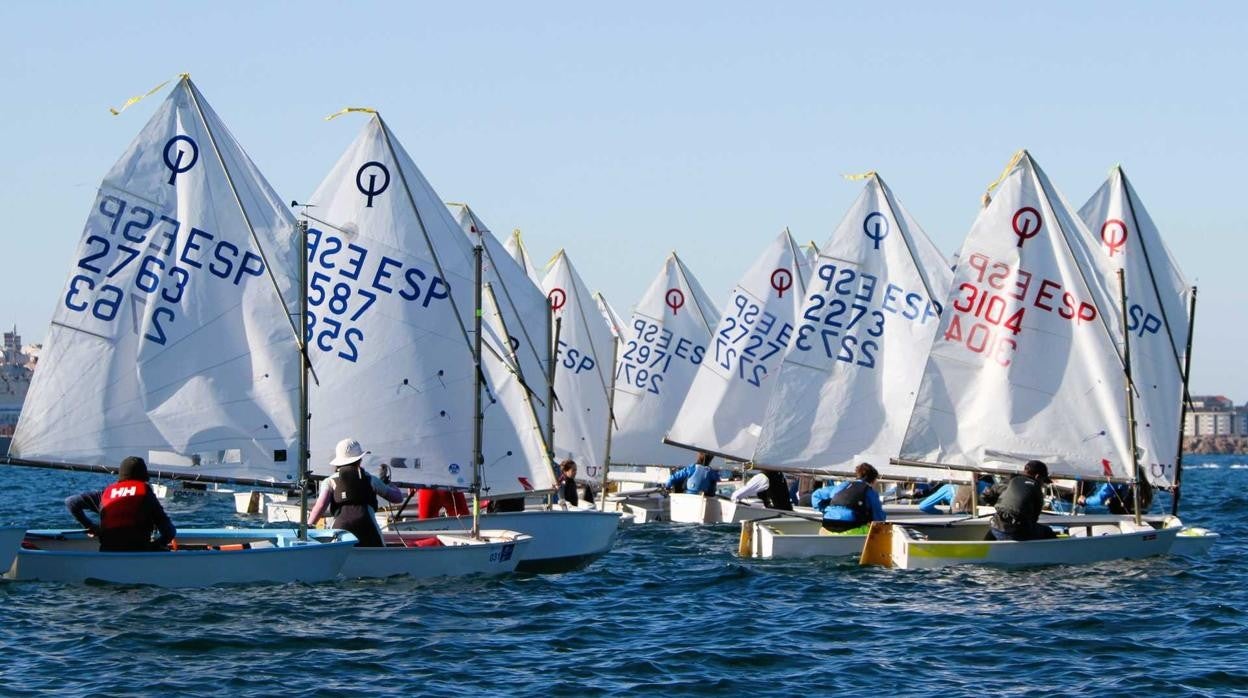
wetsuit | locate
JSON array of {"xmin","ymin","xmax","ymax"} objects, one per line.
[
  {"xmin": 981, "ymin": 475, "xmax": 1055, "ymax": 541},
  {"xmin": 65, "ymin": 480, "xmax": 176, "ymax": 551},
  {"xmin": 558, "ymin": 476, "xmax": 579, "ymax": 507},
  {"xmin": 918, "ymin": 480, "xmax": 991, "ymax": 514},
  {"xmin": 308, "ymin": 466, "xmax": 404, "ymax": 547}
]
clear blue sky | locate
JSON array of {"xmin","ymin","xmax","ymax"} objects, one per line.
[{"xmin": 1, "ymin": 2, "xmax": 1244, "ymax": 397}]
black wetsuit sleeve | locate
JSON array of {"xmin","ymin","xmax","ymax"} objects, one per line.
[
  {"xmin": 65, "ymin": 491, "xmax": 102, "ymax": 532},
  {"xmin": 980, "ymin": 483, "xmax": 1007, "ymax": 506},
  {"xmin": 146, "ymin": 491, "xmax": 177, "ymax": 546}
]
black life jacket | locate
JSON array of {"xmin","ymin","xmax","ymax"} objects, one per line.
[
  {"xmin": 330, "ymin": 466, "xmax": 383, "ymax": 547},
  {"xmin": 829, "ymin": 480, "xmax": 871, "ymax": 524},
  {"xmin": 331, "ymin": 466, "xmax": 377, "ymax": 513},
  {"xmin": 99, "ymin": 480, "xmax": 155, "ymax": 551},
  {"xmin": 559, "ymin": 476, "xmax": 579, "ymax": 506},
  {"xmin": 991, "ymin": 476, "xmax": 1042, "ymax": 531}
]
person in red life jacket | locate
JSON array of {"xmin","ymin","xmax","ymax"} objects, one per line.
[
  {"xmin": 65, "ymin": 456, "xmax": 176, "ymax": 552},
  {"xmin": 308, "ymin": 438, "xmax": 409, "ymax": 547}
]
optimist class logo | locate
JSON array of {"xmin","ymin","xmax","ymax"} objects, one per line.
[{"xmin": 1012, "ymin": 207, "xmax": 1042, "ymax": 248}]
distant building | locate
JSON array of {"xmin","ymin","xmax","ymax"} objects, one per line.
[
  {"xmin": 2, "ymin": 326, "xmax": 21, "ymax": 365},
  {"xmin": 1184, "ymin": 395, "xmax": 1246, "ymax": 436}
]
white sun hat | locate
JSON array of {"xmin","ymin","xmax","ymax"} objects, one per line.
[{"xmin": 329, "ymin": 438, "xmax": 369, "ymax": 467}]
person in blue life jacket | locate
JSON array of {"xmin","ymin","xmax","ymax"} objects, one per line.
[
  {"xmin": 918, "ymin": 474, "xmax": 994, "ymax": 514},
  {"xmin": 1077, "ymin": 479, "xmax": 1154, "ymax": 515},
  {"xmin": 664, "ymin": 452, "xmax": 719, "ymax": 496},
  {"xmin": 811, "ymin": 462, "xmax": 886, "ymax": 534},
  {"xmin": 980, "ymin": 460, "xmax": 1056, "ymax": 541},
  {"xmin": 65, "ymin": 456, "xmax": 177, "ymax": 552}
]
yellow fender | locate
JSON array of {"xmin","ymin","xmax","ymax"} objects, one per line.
[
  {"xmin": 738, "ymin": 521, "xmax": 754, "ymax": 558},
  {"xmin": 859, "ymin": 522, "xmax": 894, "ymax": 567}
]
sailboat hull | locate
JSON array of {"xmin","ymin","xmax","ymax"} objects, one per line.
[
  {"xmin": 741, "ymin": 514, "xmax": 969, "ymax": 559},
  {"xmin": 389, "ymin": 510, "xmax": 618, "ymax": 573},
  {"xmin": 332, "ymin": 530, "xmax": 532, "ymax": 579},
  {"xmin": 668, "ymin": 493, "xmax": 810, "ymax": 525},
  {"xmin": 7, "ymin": 529, "xmax": 357, "ymax": 586},
  {"xmin": 0, "ymin": 527, "xmax": 23, "ymax": 574},
  {"xmin": 876, "ymin": 518, "xmax": 1180, "ymax": 569}
]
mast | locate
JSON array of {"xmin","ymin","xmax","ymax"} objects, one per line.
[
  {"xmin": 297, "ymin": 218, "xmax": 311, "ymax": 540},
  {"xmin": 1171, "ymin": 286, "xmax": 1198, "ymax": 516},
  {"xmin": 600, "ymin": 335, "xmax": 620, "ymax": 511},
  {"xmin": 472, "ymin": 243, "xmax": 485, "ymax": 538},
  {"xmin": 1118, "ymin": 269, "xmax": 1143, "ymax": 525}
]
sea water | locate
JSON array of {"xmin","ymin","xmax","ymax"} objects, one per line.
[{"xmin": 0, "ymin": 456, "xmax": 1244, "ymax": 696}]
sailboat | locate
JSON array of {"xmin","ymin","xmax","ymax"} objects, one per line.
[
  {"xmin": 292, "ymin": 114, "xmax": 615, "ymax": 574},
  {"xmin": 1075, "ymin": 166, "xmax": 1216, "ymax": 555},
  {"xmin": 737, "ymin": 173, "xmax": 962, "ymax": 558},
  {"xmin": 609, "ymin": 253, "xmax": 720, "ymax": 468},
  {"xmin": 867, "ymin": 151, "xmax": 1200, "ymax": 569},
  {"xmin": 664, "ymin": 229, "xmax": 813, "ymax": 524},
  {"xmin": 2, "ymin": 76, "xmax": 357, "ymax": 586}
]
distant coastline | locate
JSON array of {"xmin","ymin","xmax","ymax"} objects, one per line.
[{"xmin": 1184, "ymin": 436, "xmax": 1248, "ymax": 455}]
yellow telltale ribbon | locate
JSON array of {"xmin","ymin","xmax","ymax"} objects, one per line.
[
  {"xmin": 325, "ymin": 107, "xmax": 378, "ymax": 121},
  {"xmin": 982, "ymin": 149, "xmax": 1026, "ymax": 207},
  {"xmin": 842, "ymin": 170, "xmax": 878, "ymax": 181},
  {"xmin": 108, "ymin": 73, "xmax": 190, "ymax": 116}
]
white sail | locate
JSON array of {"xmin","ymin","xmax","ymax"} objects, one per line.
[
  {"xmin": 303, "ymin": 114, "xmax": 552, "ymax": 495},
  {"xmin": 504, "ymin": 229, "xmax": 544, "ymax": 288},
  {"xmin": 447, "ymin": 202, "xmax": 552, "ymax": 438},
  {"xmin": 900, "ymin": 152, "xmax": 1135, "ymax": 481},
  {"xmin": 801, "ymin": 239, "xmax": 820, "ymax": 269},
  {"xmin": 479, "ymin": 283, "xmax": 558, "ymax": 495},
  {"xmin": 753, "ymin": 175, "xmax": 955, "ymax": 480},
  {"xmin": 666, "ymin": 229, "xmax": 810, "ymax": 460},
  {"xmin": 609, "ymin": 253, "xmax": 720, "ymax": 467},
  {"xmin": 594, "ymin": 291, "xmax": 626, "ymax": 338},
  {"xmin": 540, "ymin": 250, "xmax": 616, "ymax": 482},
  {"xmin": 10, "ymin": 77, "xmax": 302, "ymax": 483},
  {"xmin": 1078, "ymin": 167, "xmax": 1190, "ymax": 487}
]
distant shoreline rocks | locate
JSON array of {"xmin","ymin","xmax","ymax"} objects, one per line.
[{"xmin": 1184, "ymin": 436, "xmax": 1248, "ymax": 455}]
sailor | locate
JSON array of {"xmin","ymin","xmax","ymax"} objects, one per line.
[
  {"xmin": 980, "ymin": 460, "xmax": 1056, "ymax": 541},
  {"xmin": 730, "ymin": 471, "xmax": 794, "ymax": 511},
  {"xmin": 664, "ymin": 452, "xmax": 719, "ymax": 496},
  {"xmin": 917, "ymin": 474, "xmax": 994, "ymax": 514},
  {"xmin": 557, "ymin": 459, "xmax": 580, "ymax": 507},
  {"xmin": 811, "ymin": 463, "xmax": 886, "ymax": 534},
  {"xmin": 1079, "ymin": 480, "xmax": 1154, "ymax": 515},
  {"xmin": 308, "ymin": 438, "xmax": 408, "ymax": 547},
  {"xmin": 65, "ymin": 456, "xmax": 176, "ymax": 552}
]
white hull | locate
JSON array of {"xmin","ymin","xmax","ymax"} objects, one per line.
[
  {"xmin": 0, "ymin": 526, "xmax": 23, "ymax": 573},
  {"xmin": 867, "ymin": 517, "xmax": 1181, "ymax": 569},
  {"xmin": 605, "ymin": 493, "xmax": 669, "ymax": 523},
  {"xmin": 332, "ymin": 530, "xmax": 531, "ymax": 579},
  {"xmin": 668, "ymin": 493, "xmax": 812, "ymax": 525},
  {"xmin": 741, "ymin": 514, "xmax": 967, "ymax": 559},
  {"xmin": 7, "ymin": 529, "xmax": 357, "ymax": 586},
  {"xmin": 389, "ymin": 510, "xmax": 619, "ymax": 573},
  {"xmin": 235, "ymin": 490, "xmax": 296, "ymax": 516}
]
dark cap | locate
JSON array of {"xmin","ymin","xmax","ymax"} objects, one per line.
[
  {"xmin": 119, "ymin": 456, "xmax": 150, "ymax": 482},
  {"xmin": 1023, "ymin": 460, "xmax": 1049, "ymax": 483}
]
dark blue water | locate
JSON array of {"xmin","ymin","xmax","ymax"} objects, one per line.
[{"xmin": 1, "ymin": 456, "xmax": 1245, "ymax": 697}]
